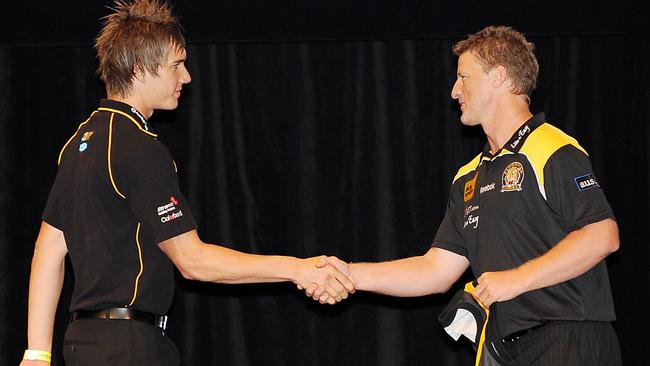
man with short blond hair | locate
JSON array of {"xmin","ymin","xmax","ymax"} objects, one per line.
[{"xmin": 315, "ymin": 26, "xmax": 621, "ymax": 365}]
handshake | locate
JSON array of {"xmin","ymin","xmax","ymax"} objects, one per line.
[{"xmin": 294, "ymin": 256, "xmax": 356, "ymax": 305}]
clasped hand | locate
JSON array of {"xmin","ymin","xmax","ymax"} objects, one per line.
[{"xmin": 295, "ymin": 256, "xmax": 355, "ymax": 304}]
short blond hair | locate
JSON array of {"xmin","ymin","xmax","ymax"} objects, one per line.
[
  {"xmin": 453, "ymin": 26, "xmax": 539, "ymax": 97},
  {"xmin": 95, "ymin": 0, "xmax": 185, "ymax": 97}
]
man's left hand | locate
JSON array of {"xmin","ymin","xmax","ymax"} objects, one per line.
[{"xmin": 474, "ymin": 269, "xmax": 525, "ymax": 307}]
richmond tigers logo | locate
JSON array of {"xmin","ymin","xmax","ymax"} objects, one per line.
[{"xmin": 500, "ymin": 162, "xmax": 524, "ymax": 192}]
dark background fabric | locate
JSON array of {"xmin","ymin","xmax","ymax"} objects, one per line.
[
  {"xmin": 1, "ymin": 2, "xmax": 649, "ymax": 365},
  {"xmin": 3, "ymin": 1, "xmax": 649, "ymax": 44}
]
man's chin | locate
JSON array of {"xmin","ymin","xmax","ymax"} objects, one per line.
[
  {"xmin": 156, "ymin": 100, "xmax": 179, "ymax": 111},
  {"xmin": 459, "ymin": 115, "xmax": 479, "ymax": 127}
]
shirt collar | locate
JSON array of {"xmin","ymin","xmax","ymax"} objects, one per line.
[
  {"xmin": 481, "ymin": 112, "xmax": 546, "ymax": 158},
  {"xmin": 99, "ymin": 99, "xmax": 154, "ymax": 134}
]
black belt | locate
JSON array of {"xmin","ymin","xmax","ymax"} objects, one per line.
[
  {"xmin": 70, "ymin": 308, "xmax": 168, "ymax": 330},
  {"xmin": 501, "ymin": 322, "xmax": 550, "ymax": 343}
]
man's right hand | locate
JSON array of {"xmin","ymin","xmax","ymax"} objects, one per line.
[
  {"xmin": 301, "ymin": 256, "xmax": 357, "ymax": 304},
  {"xmin": 293, "ymin": 256, "xmax": 356, "ymax": 304}
]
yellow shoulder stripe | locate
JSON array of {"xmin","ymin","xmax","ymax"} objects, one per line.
[
  {"xmin": 98, "ymin": 107, "xmax": 157, "ymax": 137},
  {"xmin": 108, "ymin": 113, "xmax": 126, "ymax": 199},
  {"xmin": 453, "ymin": 153, "xmax": 483, "ymax": 183},
  {"xmin": 57, "ymin": 111, "xmax": 98, "ymax": 165},
  {"xmin": 519, "ymin": 123, "xmax": 587, "ymax": 195}
]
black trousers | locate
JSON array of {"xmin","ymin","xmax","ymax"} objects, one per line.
[
  {"xmin": 501, "ymin": 321, "xmax": 621, "ymax": 366},
  {"xmin": 63, "ymin": 318, "xmax": 180, "ymax": 366}
]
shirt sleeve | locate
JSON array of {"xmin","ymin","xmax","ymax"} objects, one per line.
[
  {"xmin": 431, "ymin": 183, "xmax": 468, "ymax": 257},
  {"xmin": 543, "ymin": 145, "xmax": 615, "ymax": 231},
  {"xmin": 42, "ymin": 165, "xmax": 70, "ymax": 231},
  {"xmin": 116, "ymin": 140, "xmax": 197, "ymax": 244}
]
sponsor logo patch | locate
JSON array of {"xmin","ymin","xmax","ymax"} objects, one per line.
[
  {"xmin": 479, "ymin": 182, "xmax": 495, "ymax": 194},
  {"xmin": 574, "ymin": 173, "xmax": 599, "ymax": 192},
  {"xmin": 161, "ymin": 210, "xmax": 184, "ymax": 223},
  {"xmin": 464, "ymin": 204, "xmax": 479, "ymax": 216},
  {"xmin": 464, "ymin": 214, "xmax": 479, "ymax": 229},
  {"xmin": 501, "ymin": 162, "xmax": 524, "ymax": 192},
  {"xmin": 157, "ymin": 196, "xmax": 183, "ymax": 223},
  {"xmin": 79, "ymin": 131, "xmax": 94, "ymax": 152},
  {"xmin": 81, "ymin": 131, "xmax": 94, "ymax": 141},
  {"xmin": 509, "ymin": 125, "xmax": 531, "ymax": 150},
  {"xmin": 464, "ymin": 173, "xmax": 478, "ymax": 202},
  {"xmin": 463, "ymin": 205, "xmax": 479, "ymax": 229}
]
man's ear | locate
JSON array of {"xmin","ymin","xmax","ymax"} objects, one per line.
[
  {"xmin": 133, "ymin": 66, "xmax": 146, "ymax": 82},
  {"xmin": 489, "ymin": 65, "xmax": 508, "ymax": 89}
]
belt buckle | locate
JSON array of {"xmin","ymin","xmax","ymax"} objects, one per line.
[{"xmin": 109, "ymin": 307, "xmax": 132, "ymax": 320}]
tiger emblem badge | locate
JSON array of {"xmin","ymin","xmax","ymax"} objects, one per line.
[{"xmin": 501, "ymin": 162, "xmax": 524, "ymax": 192}]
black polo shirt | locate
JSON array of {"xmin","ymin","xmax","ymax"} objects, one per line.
[
  {"xmin": 432, "ymin": 113, "xmax": 616, "ymax": 337},
  {"xmin": 43, "ymin": 99, "xmax": 196, "ymax": 314}
]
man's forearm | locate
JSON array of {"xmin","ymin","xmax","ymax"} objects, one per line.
[
  {"xmin": 187, "ymin": 244, "xmax": 308, "ymax": 284},
  {"xmin": 158, "ymin": 230, "xmax": 354, "ymax": 303},
  {"xmin": 475, "ymin": 218, "xmax": 620, "ymax": 306},
  {"xmin": 515, "ymin": 218, "xmax": 619, "ymax": 293},
  {"xmin": 160, "ymin": 231, "xmax": 312, "ymax": 284},
  {"xmin": 351, "ymin": 248, "xmax": 469, "ymax": 296},
  {"xmin": 26, "ymin": 243, "xmax": 66, "ymax": 351}
]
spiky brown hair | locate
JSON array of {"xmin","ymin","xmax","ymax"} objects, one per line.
[{"xmin": 95, "ymin": 0, "xmax": 185, "ymax": 97}]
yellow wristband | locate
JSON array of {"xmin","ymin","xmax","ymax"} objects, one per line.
[{"xmin": 23, "ymin": 350, "xmax": 51, "ymax": 363}]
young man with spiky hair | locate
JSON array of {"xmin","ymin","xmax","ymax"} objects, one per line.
[{"xmin": 21, "ymin": 1, "xmax": 353, "ymax": 365}]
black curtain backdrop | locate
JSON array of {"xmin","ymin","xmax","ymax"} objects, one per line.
[
  {"xmin": 1, "ymin": 34, "xmax": 649, "ymax": 365},
  {"xmin": 4, "ymin": 1, "xmax": 650, "ymax": 44}
]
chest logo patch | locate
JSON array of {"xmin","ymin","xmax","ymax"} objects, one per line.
[
  {"xmin": 464, "ymin": 172, "xmax": 478, "ymax": 202},
  {"xmin": 81, "ymin": 131, "xmax": 94, "ymax": 141},
  {"xmin": 78, "ymin": 131, "xmax": 94, "ymax": 152},
  {"xmin": 500, "ymin": 162, "xmax": 524, "ymax": 192}
]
